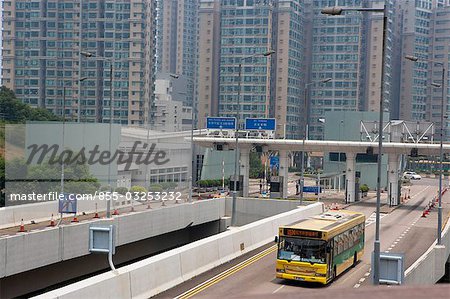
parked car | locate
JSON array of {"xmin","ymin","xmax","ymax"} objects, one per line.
[{"xmin": 403, "ymin": 171, "xmax": 422, "ymax": 180}]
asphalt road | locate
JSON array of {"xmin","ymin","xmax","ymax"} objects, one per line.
[{"xmin": 156, "ymin": 178, "xmax": 449, "ymax": 298}]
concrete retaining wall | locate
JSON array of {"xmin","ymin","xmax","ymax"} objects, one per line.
[
  {"xmin": 0, "ymin": 199, "xmax": 225, "ymax": 278},
  {"xmin": 33, "ymin": 202, "xmax": 324, "ymax": 299},
  {"xmin": 225, "ymin": 197, "xmax": 302, "ymax": 226},
  {"xmin": 0, "ymin": 196, "xmax": 134, "ymax": 229},
  {"xmin": 405, "ymin": 212, "xmax": 450, "ymax": 284}
]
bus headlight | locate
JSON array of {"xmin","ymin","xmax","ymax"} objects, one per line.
[
  {"xmin": 315, "ymin": 273, "xmax": 326, "ymax": 277},
  {"xmin": 276, "ymin": 268, "xmax": 285, "ymax": 273}
]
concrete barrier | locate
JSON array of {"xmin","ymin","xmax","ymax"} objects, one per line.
[
  {"xmin": 225, "ymin": 197, "xmax": 301, "ymax": 226},
  {"xmin": 0, "ymin": 195, "xmax": 140, "ymax": 229},
  {"xmin": 405, "ymin": 210, "xmax": 450, "ymax": 284},
  {"xmin": 0, "ymin": 199, "xmax": 225, "ymax": 278},
  {"xmin": 0, "ymin": 238, "xmax": 6, "ymax": 278},
  {"xmin": 33, "ymin": 202, "xmax": 323, "ymax": 299}
]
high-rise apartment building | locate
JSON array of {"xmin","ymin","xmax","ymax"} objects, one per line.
[
  {"xmin": 429, "ymin": 3, "xmax": 450, "ymax": 139},
  {"xmin": 156, "ymin": 0, "xmax": 198, "ymax": 109},
  {"xmin": 272, "ymin": 0, "xmax": 305, "ymax": 139},
  {"xmin": 197, "ymin": 0, "xmax": 305, "ymax": 139},
  {"xmin": 398, "ymin": 0, "xmax": 434, "ymax": 122},
  {"xmin": 308, "ymin": 0, "xmax": 364, "ymax": 140},
  {"xmin": 1, "ymin": 0, "xmax": 156, "ymax": 125},
  {"xmin": 364, "ymin": 0, "xmax": 397, "ymax": 116},
  {"xmin": 218, "ymin": 0, "xmax": 275, "ymax": 128},
  {"xmin": 197, "ymin": 0, "xmax": 221, "ymax": 129}
]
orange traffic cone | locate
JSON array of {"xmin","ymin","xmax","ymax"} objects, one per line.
[
  {"xmin": 112, "ymin": 209, "xmax": 119, "ymax": 215},
  {"xmin": 71, "ymin": 214, "xmax": 79, "ymax": 222},
  {"xmin": 93, "ymin": 203, "xmax": 100, "ymax": 218},
  {"xmin": 49, "ymin": 214, "xmax": 56, "ymax": 227},
  {"xmin": 19, "ymin": 219, "xmax": 25, "ymax": 232},
  {"xmin": 421, "ymin": 210, "xmax": 427, "ymax": 217}
]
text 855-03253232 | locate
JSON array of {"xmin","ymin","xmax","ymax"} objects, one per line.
[{"xmin": 125, "ymin": 191, "xmax": 182, "ymax": 201}]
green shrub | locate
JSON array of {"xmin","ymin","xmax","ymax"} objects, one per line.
[
  {"xmin": 149, "ymin": 184, "xmax": 163, "ymax": 192},
  {"xmin": 197, "ymin": 179, "xmax": 227, "ymax": 188},
  {"xmin": 130, "ymin": 185, "xmax": 147, "ymax": 193},
  {"xmin": 99, "ymin": 185, "xmax": 110, "ymax": 191},
  {"xmin": 115, "ymin": 187, "xmax": 128, "ymax": 195},
  {"xmin": 360, "ymin": 184, "xmax": 369, "ymax": 193}
]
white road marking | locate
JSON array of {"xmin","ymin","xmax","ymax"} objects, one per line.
[
  {"xmin": 365, "ymin": 213, "xmax": 387, "ymax": 227},
  {"xmin": 359, "ymin": 278, "xmax": 365, "ymax": 283},
  {"xmin": 364, "ymin": 272, "xmax": 371, "ymax": 277},
  {"xmin": 354, "ymin": 284, "xmax": 360, "ymax": 288},
  {"xmin": 272, "ymin": 285, "xmax": 285, "ymax": 294}
]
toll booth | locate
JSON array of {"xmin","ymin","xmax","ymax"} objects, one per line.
[
  {"xmin": 229, "ymin": 175, "xmax": 243, "ymax": 197},
  {"xmin": 269, "ymin": 176, "xmax": 283, "ymax": 198}
]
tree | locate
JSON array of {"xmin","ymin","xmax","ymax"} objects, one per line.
[
  {"xmin": 0, "ymin": 86, "xmax": 60, "ymax": 123},
  {"xmin": 249, "ymin": 152, "xmax": 264, "ymax": 178}
]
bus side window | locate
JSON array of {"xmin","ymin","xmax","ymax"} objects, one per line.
[
  {"xmin": 338, "ymin": 234, "xmax": 344, "ymax": 254},
  {"xmin": 343, "ymin": 231, "xmax": 350, "ymax": 251},
  {"xmin": 334, "ymin": 237, "xmax": 339, "ymax": 256},
  {"xmin": 352, "ymin": 228, "xmax": 358, "ymax": 244}
]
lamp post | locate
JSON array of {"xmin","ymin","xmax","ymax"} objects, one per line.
[
  {"xmin": 300, "ymin": 78, "xmax": 332, "ymax": 204},
  {"xmin": 405, "ymin": 55, "xmax": 446, "ymax": 245},
  {"xmin": 231, "ymin": 50, "xmax": 275, "ymax": 227},
  {"xmin": 81, "ymin": 51, "xmax": 114, "ymax": 218},
  {"xmin": 322, "ymin": 4, "xmax": 386, "ymax": 285}
]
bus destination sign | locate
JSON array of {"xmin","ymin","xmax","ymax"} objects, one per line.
[{"xmin": 284, "ymin": 229, "xmax": 322, "ymax": 238}]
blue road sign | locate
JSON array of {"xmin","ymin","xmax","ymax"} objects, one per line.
[
  {"xmin": 206, "ymin": 117, "xmax": 236, "ymax": 130},
  {"xmin": 303, "ymin": 186, "xmax": 321, "ymax": 193},
  {"xmin": 59, "ymin": 193, "xmax": 77, "ymax": 214},
  {"xmin": 270, "ymin": 156, "xmax": 279, "ymax": 168},
  {"xmin": 245, "ymin": 118, "xmax": 276, "ymax": 131}
]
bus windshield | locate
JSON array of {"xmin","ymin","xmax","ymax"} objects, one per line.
[{"xmin": 278, "ymin": 237, "xmax": 327, "ymax": 264}]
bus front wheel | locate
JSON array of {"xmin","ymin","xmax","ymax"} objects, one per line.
[{"xmin": 352, "ymin": 252, "xmax": 357, "ymax": 268}]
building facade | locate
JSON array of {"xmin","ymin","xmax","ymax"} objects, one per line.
[
  {"xmin": 153, "ymin": 73, "xmax": 192, "ymax": 132},
  {"xmin": 308, "ymin": 0, "xmax": 365, "ymax": 140},
  {"xmin": 197, "ymin": 0, "xmax": 221, "ymax": 129},
  {"xmin": 156, "ymin": 0, "xmax": 198, "ymax": 110},
  {"xmin": 429, "ymin": 4, "xmax": 450, "ymax": 139},
  {"xmin": 197, "ymin": 0, "xmax": 305, "ymax": 139},
  {"xmin": 398, "ymin": 0, "xmax": 434, "ymax": 123},
  {"xmin": 1, "ymin": 0, "xmax": 156, "ymax": 125}
]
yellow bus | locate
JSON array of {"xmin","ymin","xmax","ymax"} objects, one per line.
[{"xmin": 275, "ymin": 210, "xmax": 365, "ymax": 284}]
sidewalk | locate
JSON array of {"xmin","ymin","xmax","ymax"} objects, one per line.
[{"xmin": 287, "ymin": 190, "xmax": 386, "ymax": 210}]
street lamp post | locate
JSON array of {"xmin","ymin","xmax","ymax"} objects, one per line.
[
  {"xmin": 231, "ymin": 50, "xmax": 275, "ymax": 227},
  {"xmin": 188, "ymin": 82, "xmax": 196, "ymax": 203},
  {"xmin": 81, "ymin": 51, "xmax": 114, "ymax": 218},
  {"xmin": 300, "ymin": 78, "xmax": 332, "ymax": 204},
  {"xmin": 322, "ymin": 4, "xmax": 387, "ymax": 285},
  {"xmin": 405, "ymin": 55, "xmax": 446, "ymax": 245}
]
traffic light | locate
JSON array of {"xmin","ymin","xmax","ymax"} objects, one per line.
[
  {"xmin": 366, "ymin": 147, "xmax": 373, "ymax": 155},
  {"xmin": 410, "ymin": 148, "xmax": 418, "ymax": 157}
]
